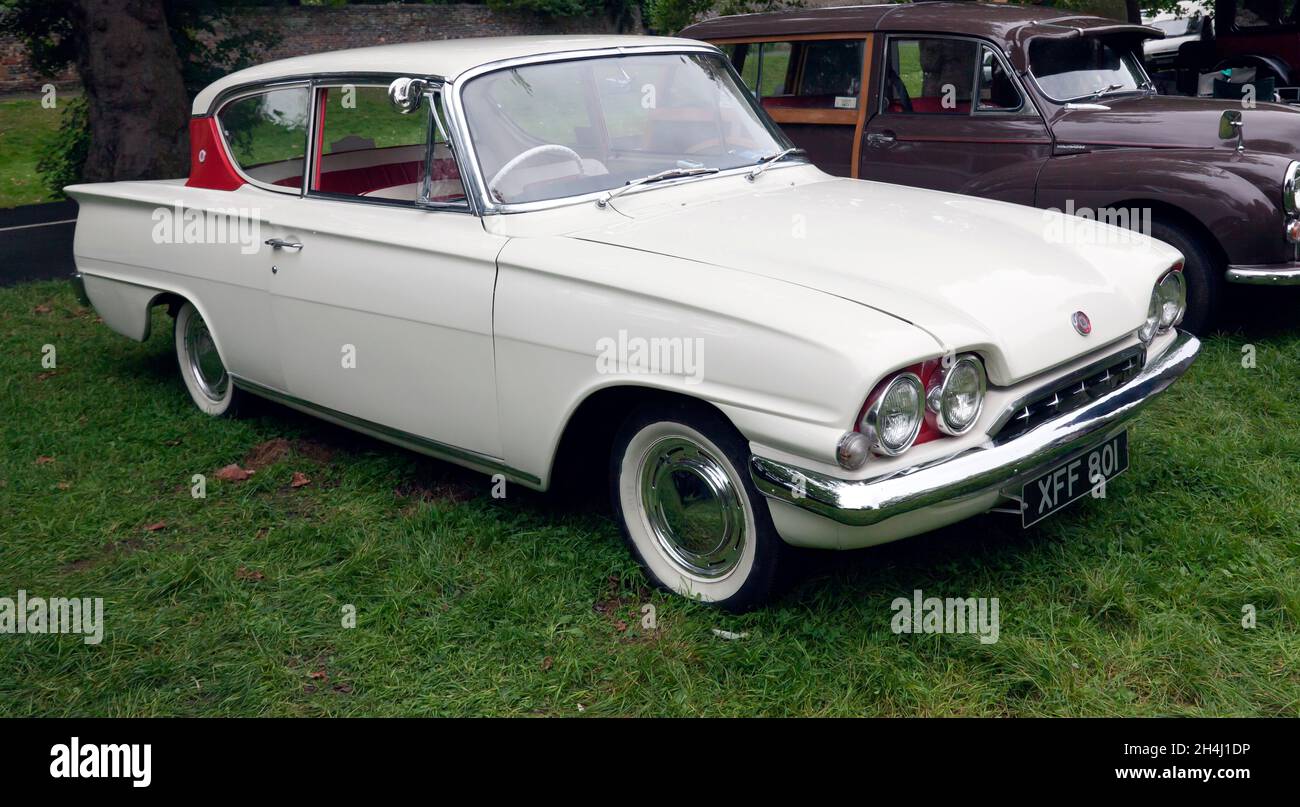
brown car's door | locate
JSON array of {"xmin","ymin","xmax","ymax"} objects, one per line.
[
  {"xmin": 860, "ymin": 37, "xmax": 1052, "ymax": 204},
  {"xmin": 719, "ymin": 36, "xmax": 869, "ymax": 177}
]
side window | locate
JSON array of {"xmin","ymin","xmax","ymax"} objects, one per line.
[
  {"xmin": 311, "ymin": 84, "xmax": 465, "ymax": 205},
  {"xmin": 977, "ymin": 46, "xmax": 1024, "ymax": 112},
  {"xmin": 729, "ymin": 40, "xmax": 863, "ymax": 111},
  {"xmin": 218, "ymin": 87, "xmax": 310, "ymax": 189},
  {"xmin": 883, "ymin": 38, "xmax": 978, "ymax": 115}
]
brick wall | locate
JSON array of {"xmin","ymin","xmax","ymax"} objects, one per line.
[{"xmin": 0, "ymin": 3, "xmax": 640, "ymax": 96}]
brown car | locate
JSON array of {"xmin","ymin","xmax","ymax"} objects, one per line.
[{"xmin": 682, "ymin": 2, "xmax": 1300, "ymax": 332}]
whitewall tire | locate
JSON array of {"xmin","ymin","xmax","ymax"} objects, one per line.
[
  {"xmin": 610, "ymin": 400, "xmax": 789, "ymax": 611},
  {"xmin": 173, "ymin": 301, "xmax": 242, "ymax": 417}
]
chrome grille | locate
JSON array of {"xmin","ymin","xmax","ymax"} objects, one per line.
[{"xmin": 991, "ymin": 346, "xmax": 1146, "ymax": 445}]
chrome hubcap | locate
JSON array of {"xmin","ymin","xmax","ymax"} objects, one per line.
[
  {"xmin": 185, "ymin": 310, "xmax": 228, "ymax": 401},
  {"xmin": 639, "ymin": 437, "xmax": 746, "ymax": 578}
]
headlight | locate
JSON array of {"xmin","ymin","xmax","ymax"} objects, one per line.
[
  {"xmin": 1285, "ymin": 161, "xmax": 1299, "ymax": 216},
  {"xmin": 861, "ymin": 372, "xmax": 924, "ymax": 456},
  {"xmin": 926, "ymin": 355, "xmax": 987, "ymax": 436},
  {"xmin": 1137, "ymin": 287, "xmax": 1160, "ymax": 343},
  {"xmin": 1156, "ymin": 270, "xmax": 1186, "ymax": 329}
]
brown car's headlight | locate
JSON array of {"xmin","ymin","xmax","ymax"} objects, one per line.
[{"xmin": 1285, "ymin": 160, "xmax": 1299, "ymax": 216}]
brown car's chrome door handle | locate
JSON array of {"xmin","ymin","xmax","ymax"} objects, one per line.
[
  {"xmin": 265, "ymin": 238, "xmax": 303, "ymax": 251},
  {"xmin": 867, "ymin": 131, "xmax": 896, "ymax": 147}
]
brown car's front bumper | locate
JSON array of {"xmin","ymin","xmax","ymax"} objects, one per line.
[{"xmin": 1226, "ymin": 261, "xmax": 1300, "ymax": 284}]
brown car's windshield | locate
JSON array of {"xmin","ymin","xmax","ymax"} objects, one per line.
[{"xmin": 1029, "ymin": 37, "xmax": 1151, "ymax": 102}]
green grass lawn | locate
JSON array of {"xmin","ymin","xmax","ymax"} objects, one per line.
[
  {"xmin": 0, "ymin": 97, "xmax": 69, "ymax": 208},
  {"xmin": 2, "ymin": 279, "xmax": 1298, "ymax": 716}
]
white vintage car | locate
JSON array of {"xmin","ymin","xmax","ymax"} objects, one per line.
[{"xmin": 69, "ymin": 35, "xmax": 1200, "ymax": 610}]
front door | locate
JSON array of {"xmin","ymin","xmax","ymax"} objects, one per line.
[
  {"xmin": 265, "ymin": 83, "xmax": 505, "ymax": 459},
  {"xmin": 859, "ymin": 37, "xmax": 1053, "ymax": 204}
]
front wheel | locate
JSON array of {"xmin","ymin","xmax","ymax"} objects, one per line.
[
  {"xmin": 1149, "ymin": 220, "xmax": 1221, "ymax": 334},
  {"xmin": 174, "ymin": 301, "xmax": 244, "ymax": 417},
  {"xmin": 610, "ymin": 400, "xmax": 789, "ymax": 611}
]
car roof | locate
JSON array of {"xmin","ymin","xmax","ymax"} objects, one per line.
[
  {"xmin": 192, "ymin": 34, "xmax": 708, "ymax": 115},
  {"xmin": 679, "ymin": 2, "xmax": 1160, "ymax": 70}
]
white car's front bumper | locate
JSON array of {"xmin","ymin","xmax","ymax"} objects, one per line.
[{"xmin": 750, "ymin": 330, "xmax": 1201, "ymax": 549}]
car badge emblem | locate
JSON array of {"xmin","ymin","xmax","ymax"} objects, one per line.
[{"xmin": 1072, "ymin": 311, "xmax": 1092, "ymax": 336}]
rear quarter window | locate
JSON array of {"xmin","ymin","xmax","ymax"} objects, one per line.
[{"xmin": 217, "ymin": 87, "xmax": 310, "ymax": 188}]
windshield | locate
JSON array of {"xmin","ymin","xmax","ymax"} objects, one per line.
[
  {"xmin": 1028, "ymin": 37, "xmax": 1149, "ymax": 102},
  {"xmin": 1149, "ymin": 16, "xmax": 1201, "ymax": 36},
  {"xmin": 460, "ymin": 52, "xmax": 794, "ymax": 205}
]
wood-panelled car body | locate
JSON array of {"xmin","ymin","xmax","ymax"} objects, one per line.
[
  {"xmin": 682, "ymin": 2, "xmax": 1300, "ymax": 332},
  {"xmin": 69, "ymin": 35, "xmax": 1197, "ymax": 609}
]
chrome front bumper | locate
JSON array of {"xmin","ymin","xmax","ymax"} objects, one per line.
[
  {"xmin": 1225, "ymin": 261, "xmax": 1300, "ymax": 284},
  {"xmin": 750, "ymin": 330, "xmax": 1201, "ymax": 527}
]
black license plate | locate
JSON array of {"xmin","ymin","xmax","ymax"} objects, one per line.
[{"xmin": 1021, "ymin": 431, "xmax": 1128, "ymax": 528}]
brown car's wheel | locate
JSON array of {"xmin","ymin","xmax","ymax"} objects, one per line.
[
  {"xmin": 1150, "ymin": 220, "xmax": 1221, "ymax": 334},
  {"xmin": 609, "ymin": 399, "xmax": 790, "ymax": 611}
]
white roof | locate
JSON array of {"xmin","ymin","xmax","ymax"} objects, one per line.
[{"xmin": 192, "ymin": 35, "xmax": 709, "ymax": 115}]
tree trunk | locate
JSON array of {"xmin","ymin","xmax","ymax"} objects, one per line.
[
  {"xmin": 1125, "ymin": 0, "xmax": 1143, "ymax": 24},
  {"xmin": 69, "ymin": 0, "xmax": 190, "ymax": 182}
]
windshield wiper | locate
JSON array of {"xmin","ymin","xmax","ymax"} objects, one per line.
[
  {"xmin": 746, "ymin": 147, "xmax": 806, "ymax": 181},
  {"xmin": 1087, "ymin": 82, "xmax": 1125, "ymax": 100},
  {"xmin": 595, "ymin": 167, "xmax": 719, "ymax": 208}
]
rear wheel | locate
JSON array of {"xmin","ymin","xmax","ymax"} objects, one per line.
[
  {"xmin": 610, "ymin": 400, "xmax": 789, "ymax": 611},
  {"xmin": 1150, "ymin": 220, "xmax": 1221, "ymax": 334},
  {"xmin": 174, "ymin": 301, "xmax": 243, "ymax": 417}
]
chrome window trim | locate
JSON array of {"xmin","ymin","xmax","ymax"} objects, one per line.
[
  {"xmin": 213, "ymin": 80, "xmax": 312, "ymax": 197},
  {"xmin": 444, "ymin": 43, "xmax": 799, "ymax": 215},
  {"xmin": 203, "ymin": 72, "xmax": 448, "ymax": 116}
]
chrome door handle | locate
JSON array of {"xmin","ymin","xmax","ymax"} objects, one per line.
[
  {"xmin": 866, "ymin": 131, "xmax": 896, "ymax": 146},
  {"xmin": 264, "ymin": 238, "xmax": 303, "ymax": 251}
]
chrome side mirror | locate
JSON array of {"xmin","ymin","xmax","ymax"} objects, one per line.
[
  {"xmin": 1219, "ymin": 109, "xmax": 1245, "ymax": 152},
  {"xmin": 388, "ymin": 77, "xmax": 428, "ymax": 114}
]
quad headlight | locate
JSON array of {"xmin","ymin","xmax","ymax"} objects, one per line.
[
  {"xmin": 860, "ymin": 372, "xmax": 924, "ymax": 456},
  {"xmin": 1138, "ymin": 266, "xmax": 1186, "ymax": 343},
  {"xmin": 926, "ymin": 355, "xmax": 987, "ymax": 436},
  {"xmin": 1156, "ymin": 270, "xmax": 1186, "ymax": 329}
]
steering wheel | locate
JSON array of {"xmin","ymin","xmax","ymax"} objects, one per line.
[{"xmin": 488, "ymin": 145, "xmax": 584, "ymax": 200}]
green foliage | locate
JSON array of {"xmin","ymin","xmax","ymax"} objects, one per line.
[
  {"xmin": 34, "ymin": 94, "xmax": 88, "ymax": 201},
  {"xmin": 646, "ymin": 0, "xmax": 796, "ymax": 35},
  {"xmin": 0, "ymin": 0, "xmax": 283, "ymax": 193}
]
